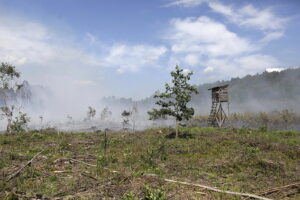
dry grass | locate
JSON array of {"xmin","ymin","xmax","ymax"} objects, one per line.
[
  {"xmin": 194, "ymin": 109, "xmax": 300, "ymax": 131},
  {"xmin": 0, "ymin": 127, "xmax": 299, "ymax": 199}
]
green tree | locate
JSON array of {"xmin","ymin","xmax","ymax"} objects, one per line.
[
  {"xmin": 148, "ymin": 65, "xmax": 198, "ymax": 138},
  {"xmin": 11, "ymin": 111, "xmax": 30, "ymax": 133},
  {"xmin": 0, "ymin": 63, "xmax": 23, "ymax": 133}
]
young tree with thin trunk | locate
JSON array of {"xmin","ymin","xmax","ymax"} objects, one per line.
[
  {"xmin": 0, "ymin": 63, "xmax": 24, "ymax": 133},
  {"xmin": 148, "ymin": 65, "xmax": 198, "ymax": 138},
  {"xmin": 131, "ymin": 102, "xmax": 138, "ymax": 132}
]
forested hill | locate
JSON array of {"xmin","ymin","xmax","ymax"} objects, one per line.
[
  {"xmin": 100, "ymin": 67, "xmax": 300, "ymax": 115},
  {"xmin": 192, "ymin": 67, "xmax": 300, "ymax": 113}
]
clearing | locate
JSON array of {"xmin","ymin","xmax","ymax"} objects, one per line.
[{"xmin": 0, "ymin": 127, "xmax": 299, "ymax": 199}]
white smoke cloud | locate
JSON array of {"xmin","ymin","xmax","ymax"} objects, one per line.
[{"xmin": 0, "ymin": 12, "xmax": 167, "ymax": 127}]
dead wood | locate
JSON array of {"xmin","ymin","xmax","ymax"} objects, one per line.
[
  {"xmin": 70, "ymin": 158, "xmax": 96, "ymax": 167},
  {"xmin": 259, "ymin": 182, "xmax": 300, "ymax": 196},
  {"xmin": 163, "ymin": 178, "xmax": 273, "ymax": 200},
  {"xmin": 54, "ymin": 169, "xmax": 98, "ymax": 181},
  {"xmin": 53, "ymin": 170, "xmax": 73, "ymax": 173},
  {"xmin": 81, "ymin": 172, "xmax": 98, "ymax": 181},
  {"xmin": 196, "ymin": 191, "xmax": 207, "ymax": 195},
  {"xmin": 69, "ymin": 158, "xmax": 119, "ymax": 173},
  {"xmin": 7, "ymin": 151, "xmax": 43, "ymax": 181},
  {"xmin": 68, "ymin": 157, "xmax": 273, "ymax": 200},
  {"xmin": 77, "ymin": 141, "xmax": 95, "ymax": 145}
]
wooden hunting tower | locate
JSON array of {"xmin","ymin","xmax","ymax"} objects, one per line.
[{"xmin": 208, "ymin": 85, "xmax": 229, "ymax": 127}]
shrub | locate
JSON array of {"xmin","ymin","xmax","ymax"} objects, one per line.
[
  {"xmin": 122, "ymin": 192, "xmax": 138, "ymax": 200},
  {"xmin": 144, "ymin": 186, "xmax": 166, "ymax": 200},
  {"xmin": 141, "ymin": 148, "xmax": 157, "ymax": 168},
  {"xmin": 11, "ymin": 112, "xmax": 30, "ymax": 133},
  {"xmin": 96, "ymin": 154, "xmax": 108, "ymax": 174},
  {"xmin": 4, "ymin": 193, "xmax": 19, "ymax": 200},
  {"xmin": 123, "ymin": 147, "xmax": 133, "ymax": 166}
]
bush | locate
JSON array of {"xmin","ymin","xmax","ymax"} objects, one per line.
[
  {"xmin": 122, "ymin": 192, "xmax": 138, "ymax": 200},
  {"xmin": 4, "ymin": 193, "xmax": 19, "ymax": 200},
  {"xmin": 59, "ymin": 139, "xmax": 69, "ymax": 151},
  {"xmin": 11, "ymin": 112, "xmax": 30, "ymax": 133},
  {"xmin": 144, "ymin": 186, "xmax": 166, "ymax": 200},
  {"xmin": 96, "ymin": 154, "xmax": 108, "ymax": 174},
  {"xmin": 141, "ymin": 148, "xmax": 157, "ymax": 168}
]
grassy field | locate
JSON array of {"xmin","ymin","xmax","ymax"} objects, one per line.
[
  {"xmin": 193, "ymin": 110, "xmax": 300, "ymax": 132},
  {"xmin": 0, "ymin": 127, "xmax": 299, "ymax": 199}
]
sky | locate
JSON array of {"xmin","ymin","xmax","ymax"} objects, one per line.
[{"xmin": 0, "ymin": 0, "xmax": 300, "ymax": 101}]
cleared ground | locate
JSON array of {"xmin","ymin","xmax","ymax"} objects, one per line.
[{"xmin": 0, "ymin": 127, "xmax": 299, "ymax": 199}]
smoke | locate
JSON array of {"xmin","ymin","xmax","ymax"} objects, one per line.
[
  {"xmin": 0, "ymin": 5, "xmax": 299, "ymax": 132},
  {"xmin": 1, "ymin": 67, "xmax": 300, "ymax": 132}
]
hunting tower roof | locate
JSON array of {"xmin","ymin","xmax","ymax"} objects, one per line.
[{"xmin": 208, "ymin": 84, "xmax": 229, "ymax": 91}]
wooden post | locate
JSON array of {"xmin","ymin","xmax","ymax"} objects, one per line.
[
  {"xmin": 175, "ymin": 119, "xmax": 178, "ymax": 138},
  {"xmin": 104, "ymin": 129, "xmax": 107, "ymax": 156}
]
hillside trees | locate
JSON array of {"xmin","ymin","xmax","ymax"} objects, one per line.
[{"xmin": 148, "ymin": 65, "xmax": 198, "ymax": 137}]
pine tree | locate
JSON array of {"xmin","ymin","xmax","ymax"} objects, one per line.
[{"xmin": 148, "ymin": 65, "xmax": 198, "ymax": 138}]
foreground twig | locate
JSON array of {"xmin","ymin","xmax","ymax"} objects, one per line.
[
  {"xmin": 70, "ymin": 158, "xmax": 96, "ymax": 167},
  {"xmin": 7, "ymin": 151, "xmax": 43, "ymax": 181},
  {"xmin": 54, "ymin": 169, "xmax": 98, "ymax": 181},
  {"xmin": 53, "ymin": 170, "xmax": 73, "ymax": 173},
  {"xmin": 69, "ymin": 158, "xmax": 119, "ymax": 173},
  {"xmin": 259, "ymin": 182, "xmax": 300, "ymax": 196},
  {"xmin": 69, "ymin": 158, "xmax": 272, "ymax": 200},
  {"xmin": 163, "ymin": 178, "xmax": 273, "ymax": 200},
  {"xmin": 81, "ymin": 172, "xmax": 98, "ymax": 181}
]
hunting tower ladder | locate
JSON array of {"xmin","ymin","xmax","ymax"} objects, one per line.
[{"xmin": 208, "ymin": 85, "xmax": 229, "ymax": 127}]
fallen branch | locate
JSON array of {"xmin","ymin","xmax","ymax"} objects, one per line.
[
  {"xmin": 196, "ymin": 191, "xmax": 207, "ymax": 195},
  {"xmin": 77, "ymin": 141, "xmax": 95, "ymax": 145},
  {"xmin": 163, "ymin": 179, "xmax": 273, "ymax": 200},
  {"xmin": 81, "ymin": 172, "xmax": 98, "ymax": 181},
  {"xmin": 70, "ymin": 158, "xmax": 96, "ymax": 167},
  {"xmin": 54, "ymin": 169, "xmax": 98, "ymax": 181},
  {"xmin": 53, "ymin": 170, "xmax": 73, "ymax": 173},
  {"xmin": 69, "ymin": 158, "xmax": 119, "ymax": 174},
  {"xmin": 259, "ymin": 182, "xmax": 300, "ymax": 196},
  {"xmin": 69, "ymin": 158, "xmax": 272, "ymax": 200},
  {"xmin": 7, "ymin": 151, "xmax": 43, "ymax": 181}
]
